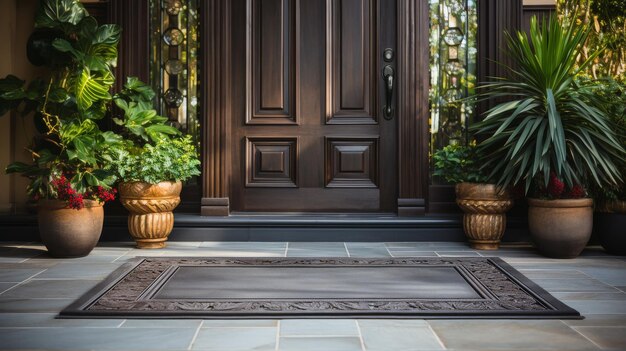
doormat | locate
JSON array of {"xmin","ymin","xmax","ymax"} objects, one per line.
[{"xmin": 60, "ymin": 257, "xmax": 582, "ymax": 319}]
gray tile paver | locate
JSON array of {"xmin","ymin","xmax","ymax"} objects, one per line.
[
  {"xmin": 572, "ymin": 326, "xmax": 626, "ymax": 350},
  {"xmin": 360, "ymin": 324, "xmax": 444, "ymax": 351},
  {"xmin": 0, "ymin": 268, "xmax": 46, "ymax": 282},
  {"xmin": 389, "ymin": 251, "xmax": 439, "ymax": 257},
  {"xmin": 564, "ymin": 314, "xmax": 626, "ymax": 327},
  {"xmin": 0, "ymin": 312, "xmax": 122, "ymax": 328},
  {"xmin": 531, "ymin": 278, "xmax": 621, "ymax": 293},
  {"xmin": 0, "ymin": 279, "xmax": 100, "ymax": 298},
  {"xmin": 280, "ymin": 319, "xmax": 359, "ymax": 336},
  {"xmin": 35, "ymin": 263, "xmax": 121, "ymax": 280},
  {"xmin": 192, "ymin": 327, "xmax": 277, "ymax": 350},
  {"xmin": 120, "ymin": 319, "xmax": 202, "ymax": 328},
  {"xmin": 428, "ymin": 320, "xmax": 601, "ymax": 350},
  {"xmin": 0, "ymin": 327, "xmax": 197, "ymax": 350},
  {"xmin": 279, "ymin": 336, "xmax": 363, "ymax": 351},
  {"xmin": 0, "ymin": 298, "xmax": 74, "ymax": 312}
]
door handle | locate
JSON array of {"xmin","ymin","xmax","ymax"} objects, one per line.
[{"xmin": 382, "ymin": 65, "xmax": 394, "ymax": 120}]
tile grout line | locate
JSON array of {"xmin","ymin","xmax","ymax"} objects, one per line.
[
  {"xmin": 426, "ymin": 321, "xmax": 447, "ymax": 350},
  {"xmin": 187, "ymin": 320, "xmax": 204, "ymax": 350},
  {"xmin": 0, "ymin": 268, "xmax": 49, "ymax": 296},
  {"xmin": 284, "ymin": 242, "xmax": 289, "ymax": 257},
  {"xmin": 275, "ymin": 320, "xmax": 281, "ymax": 351},
  {"xmin": 354, "ymin": 320, "xmax": 366, "ymax": 351},
  {"xmin": 563, "ymin": 321, "xmax": 605, "ymax": 350},
  {"xmin": 280, "ymin": 334, "xmax": 367, "ymax": 338},
  {"xmin": 384, "ymin": 243, "xmax": 394, "ymax": 257},
  {"xmin": 344, "ymin": 242, "xmax": 350, "ymax": 257}
]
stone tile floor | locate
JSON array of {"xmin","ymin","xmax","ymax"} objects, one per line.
[{"xmin": 0, "ymin": 241, "xmax": 625, "ymax": 350}]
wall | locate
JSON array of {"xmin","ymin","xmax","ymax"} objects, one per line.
[{"xmin": 0, "ymin": 0, "xmax": 42, "ymax": 213}]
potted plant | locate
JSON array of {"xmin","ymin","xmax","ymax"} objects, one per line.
[
  {"xmin": 110, "ymin": 78, "xmax": 200, "ymax": 249},
  {"xmin": 1, "ymin": 0, "xmax": 121, "ymax": 257},
  {"xmin": 472, "ymin": 16, "xmax": 626, "ymax": 258},
  {"xmin": 433, "ymin": 142, "xmax": 513, "ymax": 250}
]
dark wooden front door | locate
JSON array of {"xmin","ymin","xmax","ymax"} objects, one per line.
[{"xmin": 229, "ymin": 0, "xmax": 397, "ymax": 212}]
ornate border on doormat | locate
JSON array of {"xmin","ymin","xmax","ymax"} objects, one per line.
[{"xmin": 60, "ymin": 257, "xmax": 582, "ymax": 319}]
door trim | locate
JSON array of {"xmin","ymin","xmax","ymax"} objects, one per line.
[
  {"xmin": 200, "ymin": 0, "xmax": 232, "ymax": 216},
  {"xmin": 396, "ymin": 0, "xmax": 429, "ymax": 216},
  {"xmin": 200, "ymin": 0, "xmax": 429, "ymax": 216}
]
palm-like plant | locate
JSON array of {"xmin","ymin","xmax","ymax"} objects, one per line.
[{"xmin": 472, "ymin": 15, "xmax": 625, "ymax": 194}]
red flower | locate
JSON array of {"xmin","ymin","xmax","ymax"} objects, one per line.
[
  {"xmin": 547, "ymin": 172, "xmax": 565, "ymax": 198},
  {"xmin": 568, "ymin": 184, "xmax": 585, "ymax": 199}
]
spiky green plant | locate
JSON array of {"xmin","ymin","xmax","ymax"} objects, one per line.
[{"xmin": 471, "ymin": 15, "xmax": 625, "ymax": 194}]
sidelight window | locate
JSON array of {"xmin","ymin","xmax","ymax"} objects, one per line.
[
  {"xmin": 149, "ymin": 0, "xmax": 200, "ymax": 146},
  {"xmin": 428, "ymin": 0, "xmax": 478, "ymax": 170}
]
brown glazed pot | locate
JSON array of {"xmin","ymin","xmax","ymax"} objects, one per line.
[
  {"xmin": 38, "ymin": 199, "xmax": 103, "ymax": 258},
  {"xmin": 118, "ymin": 181, "xmax": 182, "ymax": 249},
  {"xmin": 455, "ymin": 183, "xmax": 514, "ymax": 250},
  {"xmin": 528, "ymin": 197, "xmax": 593, "ymax": 258},
  {"xmin": 596, "ymin": 200, "xmax": 626, "ymax": 256}
]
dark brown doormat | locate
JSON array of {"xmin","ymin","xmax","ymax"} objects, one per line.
[{"xmin": 60, "ymin": 257, "xmax": 582, "ymax": 319}]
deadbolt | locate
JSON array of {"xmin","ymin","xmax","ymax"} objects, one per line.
[{"xmin": 383, "ymin": 48, "xmax": 394, "ymax": 62}]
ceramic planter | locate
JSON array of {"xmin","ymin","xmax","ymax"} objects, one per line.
[
  {"xmin": 596, "ymin": 200, "xmax": 626, "ymax": 255},
  {"xmin": 119, "ymin": 181, "xmax": 182, "ymax": 249},
  {"xmin": 455, "ymin": 183, "xmax": 514, "ymax": 250},
  {"xmin": 37, "ymin": 199, "xmax": 103, "ymax": 258},
  {"xmin": 528, "ymin": 198, "xmax": 593, "ymax": 258}
]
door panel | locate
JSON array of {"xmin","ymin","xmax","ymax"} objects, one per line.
[
  {"xmin": 231, "ymin": 0, "xmax": 397, "ymax": 212},
  {"xmin": 247, "ymin": 0, "xmax": 296, "ymax": 124},
  {"xmin": 327, "ymin": 0, "xmax": 376, "ymax": 124}
]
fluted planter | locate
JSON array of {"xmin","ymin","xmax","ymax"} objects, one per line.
[
  {"xmin": 38, "ymin": 199, "xmax": 103, "ymax": 257},
  {"xmin": 455, "ymin": 183, "xmax": 514, "ymax": 250},
  {"xmin": 528, "ymin": 198, "xmax": 593, "ymax": 258},
  {"xmin": 118, "ymin": 181, "xmax": 182, "ymax": 249}
]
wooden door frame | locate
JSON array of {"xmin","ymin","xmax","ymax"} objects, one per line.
[{"xmin": 200, "ymin": 0, "xmax": 430, "ymax": 216}]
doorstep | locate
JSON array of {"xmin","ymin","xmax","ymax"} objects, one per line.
[{"xmin": 0, "ymin": 212, "xmax": 531, "ymax": 243}]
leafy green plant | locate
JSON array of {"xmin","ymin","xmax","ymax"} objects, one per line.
[
  {"xmin": 112, "ymin": 77, "xmax": 180, "ymax": 145},
  {"xmin": 587, "ymin": 78, "xmax": 626, "ymax": 202},
  {"xmin": 113, "ymin": 135, "xmax": 201, "ymax": 184},
  {"xmin": 471, "ymin": 15, "xmax": 625, "ymax": 194},
  {"xmin": 2, "ymin": 0, "xmax": 123, "ymax": 204},
  {"xmin": 557, "ymin": 0, "xmax": 626, "ymax": 82},
  {"xmin": 432, "ymin": 142, "xmax": 488, "ymax": 184},
  {"xmin": 104, "ymin": 77, "xmax": 200, "ymax": 184}
]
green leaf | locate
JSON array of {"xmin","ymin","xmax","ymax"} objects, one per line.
[
  {"xmin": 5, "ymin": 162, "xmax": 36, "ymax": 174},
  {"xmin": 146, "ymin": 124, "xmax": 181, "ymax": 143},
  {"xmin": 48, "ymin": 87, "xmax": 69, "ymax": 103},
  {"xmin": 35, "ymin": 0, "xmax": 87, "ymax": 28},
  {"xmin": 0, "ymin": 75, "xmax": 25, "ymax": 91},
  {"xmin": 0, "ymin": 90, "xmax": 26, "ymax": 100},
  {"xmin": 74, "ymin": 69, "xmax": 113, "ymax": 111}
]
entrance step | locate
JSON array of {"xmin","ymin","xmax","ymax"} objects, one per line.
[{"xmin": 0, "ymin": 213, "xmax": 530, "ymax": 242}]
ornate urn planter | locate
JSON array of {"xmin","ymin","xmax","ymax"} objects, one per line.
[
  {"xmin": 455, "ymin": 183, "xmax": 513, "ymax": 250},
  {"xmin": 38, "ymin": 199, "xmax": 103, "ymax": 257},
  {"xmin": 528, "ymin": 198, "xmax": 593, "ymax": 258},
  {"xmin": 119, "ymin": 181, "xmax": 182, "ymax": 249}
]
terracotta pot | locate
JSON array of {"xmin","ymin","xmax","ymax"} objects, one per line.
[
  {"xmin": 119, "ymin": 181, "xmax": 182, "ymax": 249},
  {"xmin": 528, "ymin": 198, "xmax": 593, "ymax": 258},
  {"xmin": 455, "ymin": 183, "xmax": 514, "ymax": 250},
  {"xmin": 596, "ymin": 200, "xmax": 626, "ymax": 255},
  {"xmin": 37, "ymin": 199, "xmax": 103, "ymax": 258}
]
